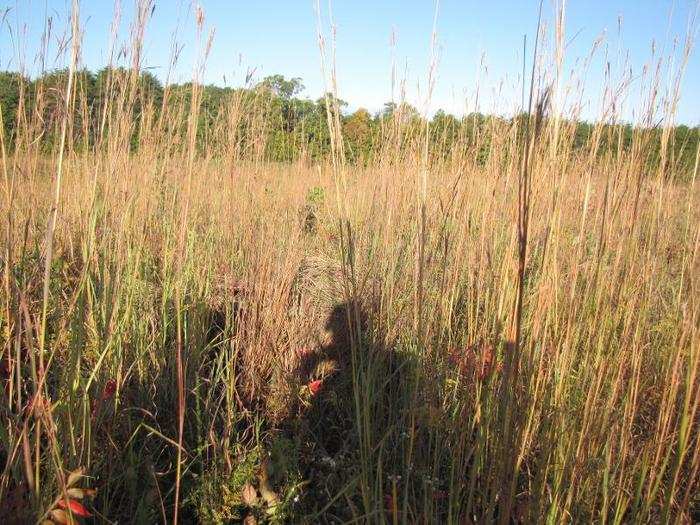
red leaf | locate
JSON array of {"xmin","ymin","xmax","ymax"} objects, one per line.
[
  {"xmin": 57, "ymin": 498, "xmax": 92, "ymax": 517},
  {"xmin": 102, "ymin": 379, "xmax": 117, "ymax": 400},
  {"xmin": 307, "ymin": 379, "xmax": 323, "ymax": 396}
]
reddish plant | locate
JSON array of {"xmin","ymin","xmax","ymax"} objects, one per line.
[
  {"xmin": 57, "ymin": 498, "xmax": 92, "ymax": 517},
  {"xmin": 295, "ymin": 346, "xmax": 313, "ymax": 359},
  {"xmin": 91, "ymin": 378, "xmax": 118, "ymax": 419},
  {"xmin": 448, "ymin": 343, "xmax": 500, "ymax": 381},
  {"xmin": 102, "ymin": 379, "xmax": 117, "ymax": 399},
  {"xmin": 307, "ymin": 379, "xmax": 323, "ymax": 396},
  {"xmin": 433, "ymin": 489, "xmax": 448, "ymax": 501}
]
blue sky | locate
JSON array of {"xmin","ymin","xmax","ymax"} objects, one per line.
[{"xmin": 1, "ymin": 1, "xmax": 698, "ymax": 124}]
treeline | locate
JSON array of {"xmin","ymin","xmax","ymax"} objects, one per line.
[{"xmin": 0, "ymin": 68, "xmax": 698, "ymax": 174}]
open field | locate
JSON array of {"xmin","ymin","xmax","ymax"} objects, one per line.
[{"xmin": 1, "ymin": 2, "xmax": 699, "ymax": 523}]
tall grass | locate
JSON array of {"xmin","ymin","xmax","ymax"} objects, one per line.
[{"xmin": 1, "ymin": 1, "xmax": 699, "ymax": 523}]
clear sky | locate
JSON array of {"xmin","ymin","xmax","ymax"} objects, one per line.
[{"xmin": 1, "ymin": 1, "xmax": 698, "ymax": 124}]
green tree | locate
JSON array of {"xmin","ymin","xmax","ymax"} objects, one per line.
[
  {"xmin": 344, "ymin": 108, "xmax": 374, "ymax": 161},
  {"xmin": 257, "ymin": 75, "xmax": 304, "ymax": 100},
  {"xmin": 0, "ymin": 71, "xmax": 24, "ymax": 143}
]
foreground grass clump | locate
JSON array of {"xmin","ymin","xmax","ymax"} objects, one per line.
[{"xmin": 1, "ymin": 2, "xmax": 699, "ymax": 524}]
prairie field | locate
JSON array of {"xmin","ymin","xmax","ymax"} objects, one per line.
[{"xmin": 1, "ymin": 2, "xmax": 699, "ymax": 524}]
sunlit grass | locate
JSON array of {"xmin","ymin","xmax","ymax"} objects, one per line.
[{"xmin": 1, "ymin": 1, "xmax": 699, "ymax": 523}]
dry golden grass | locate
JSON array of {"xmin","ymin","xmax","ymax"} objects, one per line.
[{"xmin": 1, "ymin": 1, "xmax": 699, "ymax": 523}]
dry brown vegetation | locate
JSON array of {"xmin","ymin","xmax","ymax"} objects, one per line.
[{"xmin": 1, "ymin": 1, "xmax": 699, "ymax": 523}]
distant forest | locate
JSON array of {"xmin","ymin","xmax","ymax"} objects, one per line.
[{"xmin": 1, "ymin": 68, "xmax": 698, "ymax": 178}]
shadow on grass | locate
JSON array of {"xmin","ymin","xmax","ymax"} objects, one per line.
[{"xmin": 281, "ymin": 298, "xmax": 429, "ymax": 522}]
